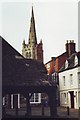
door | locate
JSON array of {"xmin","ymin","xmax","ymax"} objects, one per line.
[{"xmin": 70, "ymin": 91, "xmax": 74, "ymax": 108}]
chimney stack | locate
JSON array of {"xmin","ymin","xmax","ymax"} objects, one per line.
[{"xmin": 65, "ymin": 40, "xmax": 76, "ymax": 57}]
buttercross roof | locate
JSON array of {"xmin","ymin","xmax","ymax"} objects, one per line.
[{"xmin": 1, "ymin": 36, "xmax": 54, "ymax": 87}]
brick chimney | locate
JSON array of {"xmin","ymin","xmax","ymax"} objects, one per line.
[{"xmin": 65, "ymin": 40, "xmax": 76, "ymax": 57}]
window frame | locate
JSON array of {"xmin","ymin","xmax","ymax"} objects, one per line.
[
  {"xmin": 65, "ymin": 60, "xmax": 68, "ymax": 69},
  {"xmin": 78, "ymin": 72, "xmax": 80, "ymax": 85},
  {"xmin": 63, "ymin": 76, "xmax": 66, "ymax": 86},
  {"xmin": 74, "ymin": 55, "xmax": 78, "ymax": 66},
  {"xmin": 70, "ymin": 74, "xmax": 73, "ymax": 85}
]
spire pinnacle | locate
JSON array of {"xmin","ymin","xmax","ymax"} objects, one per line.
[
  {"xmin": 32, "ymin": 6, "xmax": 34, "ymax": 16},
  {"xmin": 28, "ymin": 6, "xmax": 37, "ymax": 46}
]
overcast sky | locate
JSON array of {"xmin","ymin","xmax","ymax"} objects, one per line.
[{"xmin": 0, "ymin": 0, "xmax": 79, "ymax": 63}]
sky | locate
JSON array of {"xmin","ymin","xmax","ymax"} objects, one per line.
[{"xmin": 0, "ymin": 0, "xmax": 79, "ymax": 63}]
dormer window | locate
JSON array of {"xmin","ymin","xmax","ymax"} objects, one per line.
[
  {"xmin": 65, "ymin": 60, "xmax": 68, "ymax": 69},
  {"xmin": 74, "ymin": 55, "xmax": 78, "ymax": 66},
  {"xmin": 47, "ymin": 63, "xmax": 50, "ymax": 70}
]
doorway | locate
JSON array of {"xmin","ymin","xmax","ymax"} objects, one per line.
[{"xmin": 70, "ymin": 91, "xmax": 74, "ymax": 108}]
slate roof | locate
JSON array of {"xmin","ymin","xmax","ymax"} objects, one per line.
[
  {"xmin": 59, "ymin": 52, "xmax": 80, "ymax": 72},
  {"xmin": 1, "ymin": 36, "xmax": 54, "ymax": 87}
]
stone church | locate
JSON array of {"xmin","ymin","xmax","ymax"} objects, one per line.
[
  {"xmin": 22, "ymin": 6, "xmax": 44, "ymax": 105},
  {"xmin": 22, "ymin": 6, "xmax": 43, "ymax": 63}
]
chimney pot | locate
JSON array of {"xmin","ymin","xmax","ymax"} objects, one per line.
[
  {"xmin": 70, "ymin": 40, "xmax": 71, "ymax": 43},
  {"xmin": 67, "ymin": 40, "xmax": 68, "ymax": 43}
]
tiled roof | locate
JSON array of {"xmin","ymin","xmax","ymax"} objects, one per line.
[
  {"xmin": 1, "ymin": 36, "xmax": 54, "ymax": 87},
  {"xmin": 59, "ymin": 52, "xmax": 80, "ymax": 72}
]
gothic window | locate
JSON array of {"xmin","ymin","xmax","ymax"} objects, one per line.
[
  {"xmin": 26, "ymin": 52, "xmax": 28, "ymax": 58},
  {"xmin": 30, "ymin": 27, "xmax": 31, "ymax": 32},
  {"xmin": 29, "ymin": 52, "xmax": 31, "ymax": 58}
]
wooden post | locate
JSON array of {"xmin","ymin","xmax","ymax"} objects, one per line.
[
  {"xmin": 48, "ymin": 88, "xmax": 57, "ymax": 117},
  {"xmin": 67, "ymin": 106, "xmax": 70, "ymax": 116},
  {"xmin": 8, "ymin": 94, "xmax": 11, "ymax": 109},
  {"xmin": 78, "ymin": 107, "xmax": 80, "ymax": 117},
  {"xmin": 25, "ymin": 93, "xmax": 31, "ymax": 117},
  {"xmin": 14, "ymin": 95, "xmax": 18, "ymax": 116},
  {"xmin": 42, "ymin": 99, "xmax": 45, "ymax": 116},
  {"xmin": 2, "ymin": 105, "xmax": 6, "ymax": 118}
]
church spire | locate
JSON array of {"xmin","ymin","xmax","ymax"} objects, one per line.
[{"xmin": 28, "ymin": 6, "xmax": 37, "ymax": 46}]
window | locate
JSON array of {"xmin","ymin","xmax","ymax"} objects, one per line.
[
  {"xmin": 26, "ymin": 52, "xmax": 28, "ymax": 58},
  {"xmin": 61, "ymin": 93, "xmax": 63, "ymax": 104},
  {"xmin": 30, "ymin": 93, "xmax": 41, "ymax": 103},
  {"xmin": 61, "ymin": 93, "xmax": 67, "ymax": 104},
  {"xmin": 52, "ymin": 72, "xmax": 57, "ymax": 81},
  {"xmin": 29, "ymin": 52, "xmax": 31, "ymax": 58},
  {"xmin": 67, "ymin": 93, "xmax": 68, "ymax": 104},
  {"xmin": 65, "ymin": 60, "xmax": 68, "ymax": 69},
  {"xmin": 70, "ymin": 74, "xmax": 73, "ymax": 85},
  {"xmin": 3, "ymin": 97, "xmax": 5, "ymax": 105},
  {"xmin": 63, "ymin": 76, "xmax": 66, "ymax": 86},
  {"xmin": 75, "ymin": 91, "xmax": 77, "ymax": 103},
  {"xmin": 30, "ymin": 94, "xmax": 34, "ymax": 102},
  {"xmin": 35, "ymin": 93, "xmax": 39, "ymax": 102},
  {"xmin": 52, "ymin": 73, "xmax": 54, "ymax": 80},
  {"xmin": 64, "ymin": 93, "xmax": 66, "ymax": 104},
  {"xmin": 74, "ymin": 55, "xmax": 78, "ymax": 66},
  {"xmin": 78, "ymin": 72, "xmax": 80, "ymax": 84}
]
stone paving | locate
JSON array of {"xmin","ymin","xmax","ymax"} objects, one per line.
[
  {"xmin": 5, "ymin": 106, "xmax": 80, "ymax": 118},
  {"xmin": 57, "ymin": 106, "xmax": 79, "ymax": 118}
]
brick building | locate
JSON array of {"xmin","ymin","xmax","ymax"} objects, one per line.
[
  {"xmin": 45, "ymin": 40, "xmax": 76, "ymax": 78},
  {"xmin": 45, "ymin": 40, "xmax": 76, "ymax": 105}
]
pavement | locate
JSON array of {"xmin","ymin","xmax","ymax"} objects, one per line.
[
  {"xmin": 4, "ymin": 106, "xmax": 80, "ymax": 118},
  {"xmin": 57, "ymin": 106, "xmax": 79, "ymax": 118}
]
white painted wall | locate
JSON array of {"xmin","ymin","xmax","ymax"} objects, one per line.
[{"xmin": 59, "ymin": 66, "xmax": 80, "ymax": 109}]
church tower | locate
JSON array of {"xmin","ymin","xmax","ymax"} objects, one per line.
[{"xmin": 22, "ymin": 6, "xmax": 43, "ymax": 63}]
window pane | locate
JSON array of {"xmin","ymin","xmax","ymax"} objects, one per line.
[
  {"xmin": 70, "ymin": 74, "xmax": 73, "ymax": 85},
  {"xmin": 74, "ymin": 56, "xmax": 78, "ymax": 66},
  {"xmin": 35, "ymin": 93, "xmax": 39, "ymax": 102},
  {"xmin": 63, "ymin": 76, "xmax": 65, "ymax": 86},
  {"xmin": 78, "ymin": 72, "xmax": 80, "ymax": 84},
  {"xmin": 30, "ymin": 94, "xmax": 34, "ymax": 102}
]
